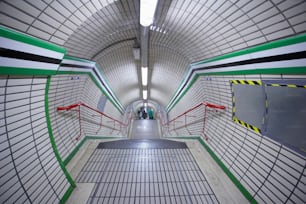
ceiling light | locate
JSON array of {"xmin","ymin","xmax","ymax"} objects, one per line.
[
  {"xmin": 143, "ymin": 90, "xmax": 147, "ymax": 100},
  {"xmin": 141, "ymin": 67, "xmax": 148, "ymax": 86},
  {"xmin": 140, "ymin": 0, "xmax": 158, "ymax": 26}
]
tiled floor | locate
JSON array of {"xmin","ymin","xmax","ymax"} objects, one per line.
[{"xmin": 76, "ymin": 140, "xmax": 219, "ymax": 204}]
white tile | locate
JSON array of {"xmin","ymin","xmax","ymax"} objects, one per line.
[
  {"xmin": 9, "ymin": 0, "xmax": 40, "ymax": 17},
  {"xmin": 38, "ymin": 13, "xmax": 61, "ymax": 28},
  {"xmin": 0, "ymin": 2, "xmax": 35, "ymax": 24},
  {"xmin": 262, "ymin": 21, "xmax": 290, "ymax": 35},
  {"xmin": 28, "ymin": 26, "xmax": 51, "ymax": 40},
  {"xmin": 51, "ymin": 1, "xmax": 72, "ymax": 18},
  {"xmin": 25, "ymin": 0, "xmax": 47, "ymax": 10},
  {"xmin": 0, "ymin": 13, "xmax": 29, "ymax": 32},
  {"xmin": 293, "ymin": 22, "xmax": 306, "ymax": 33},
  {"xmin": 266, "ymin": 28, "xmax": 295, "ymax": 41},
  {"xmin": 32, "ymin": 20, "xmax": 56, "ymax": 34},
  {"xmin": 278, "ymin": 0, "xmax": 305, "ymax": 11},
  {"xmin": 253, "ymin": 7, "xmax": 279, "ymax": 23},
  {"xmin": 44, "ymin": 7, "xmax": 66, "ymax": 23},
  {"xmin": 79, "ymin": 5, "xmax": 93, "ymax": 18}
]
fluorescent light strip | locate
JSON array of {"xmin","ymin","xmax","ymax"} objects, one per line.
[
  {"xmin": 141, "ymin": 67, "xmax": 148, "ymax": 86},
  {"xmin": 140, "ymin": 0, "xmax": 158, "ymax": 26},
  {"xmin": 143, "ymin": 90, "xmax": 147, "ymax": 100}
]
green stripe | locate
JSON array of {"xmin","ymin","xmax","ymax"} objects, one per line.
[
  {"xmin": 85, "ymin": 136, "xmax": 124, "ymax": 140},
  {"xmin": 0, "ymin": 67, "xmax": 58, "ymax": 75},
  {"xmin": 0, "ymin": 26, "xmax": 66, "ymax": 53},
  {"xmin": 64, "ymin": 136, "xmax": 124, "ymax": 166},
  {"xmin": 167, "ymin": 33, "xmax": 306, "ymax": 111},
  {"xmin": 0, "ymin": 66, "xmax": 123, "ymax": 113},
  {"xmin": 54, "ymin": 70, "xmax": 124, "ymax": 113},
  {"xmin": 45, "ymin": 76, "xmax": 76, "ymax": 202},
  {"xmin": 60, "ymin": 185, "xmax": 74, "ymax": 204},
  {"xmin": 168, "ymin": 136, "xmax": 257, "ymax": 204},
  {"xmin": 63, "ymin": 137, "xmax": 87, "ymax": 166},
  {"xmin": 63, "ymin": 55, "xmax": 96, "ymax": 64},
  {"xmin": 167, "ymin": 66, "xmax": 306, "ymax": 112},
  {"xmin": 167, "ymin": 74, "xmax": 199, "ymax": 111},
  {"xmin": 193, "ymin": 33, "xmax": 306, "ymax": 65},
  {"xmin": 95, "ymin": 63, "xmax": 124, "ymax": 111}
]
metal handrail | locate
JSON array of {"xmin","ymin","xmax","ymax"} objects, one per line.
[
  {"xmin": 159, "ymin": 102, "xmax": 226, "ymax": 139},
  {"xmin": 57, "ymin": 102, "xmax": 132, "ymax": 140}
]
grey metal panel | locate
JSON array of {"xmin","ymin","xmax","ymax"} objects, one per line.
[
  {"xmin": 264, "ymin": 80, "xmax": 306, "ymax": 156},
  {"xmin": 233, "ymin": 84, "xmax": 265, "ymax": 130}
]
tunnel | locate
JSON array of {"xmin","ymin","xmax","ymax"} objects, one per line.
[{"xmin": 0, "ymin": 0, "xmax": 306, "ymax": 203}]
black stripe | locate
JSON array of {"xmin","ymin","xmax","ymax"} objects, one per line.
[
  {"xmin": 170, "ymin": 51, "xmax": 306, "ymax": 107},
  {"xmin": 254, "ymin": 81, "xmax": 260, "ymax": 85},
  {"xmin": 60, "ymin": 63, "xmax": 94, "ymax": 69},
  {"xmin": 92, "ymin": 68, "xmax": 119, "ymax": 107},
  {"xmin": 0, "ymin": 48, "xmax": 61, "ymax": 64}
]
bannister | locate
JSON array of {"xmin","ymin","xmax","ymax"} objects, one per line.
[
  {"xmin": 159, "ymin": 102, "xmax": 226, "ymax": 139},
  {"xmin": 57, "ymin": 102, "xmax": 132, "ymax": 140}
]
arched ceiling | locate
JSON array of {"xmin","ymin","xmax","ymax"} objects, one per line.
[{"xmin": 1, "ymin": 0, "xmax": 305, "ymax": 109}]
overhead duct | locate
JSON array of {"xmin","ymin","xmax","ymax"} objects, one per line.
[{"xmin": 140, "ymin": 26, "xmax": 150, "ymax": 68}]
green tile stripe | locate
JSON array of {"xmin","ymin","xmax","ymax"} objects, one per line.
[
  {"xmin": 192, "ymin": 33, "xmax": 306, "ymax": 65},
  {"xmin": 166, "ymin": 136, "xmax": 257, "ymax": 204},
  {"xmin": 60, "ymin": 185, "xmax": 74, "ymax": 204},
  {"xmin": 63, "ymin": 136, "xmax": 122, "ymax": 165},
  {"xmin": 0, "ymin": 67, "xmax": 58, "ymax": 75},
  {"xmin": 167, "ymin": 34, "xmax": 306, "ymax": 111},
  {"xmin": 45, "ymin": 76, "xmax": 76, "ymax": 203},
  {"xmin": 63, "ymin": 55, "xmax": 96, "ymax": 64},
  {"xmin": 95, "ymin": 63, "xmax": 124, "ymax": 111},
  {"xmin": 56, "ymin": 70, "xmax": 123, "ymax": 113},
  {"xmin": 167, "ymin": 66, "xmax": 306, "ymax": 112},
  {"xmin": 0, "ymin": 26, "xmax": 65, "ymax": 53},
  {"xmin": 0, "ymin": 26, "xmax": 123, "ymax": 113},
  {"xmin": 0, "ymin": 69, "xmax": 123, "ymax": 113}
]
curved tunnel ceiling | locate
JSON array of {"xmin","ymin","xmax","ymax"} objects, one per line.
[{"xmin": 0, "ymin": 0, "xmax": 305, "ymax": 109}]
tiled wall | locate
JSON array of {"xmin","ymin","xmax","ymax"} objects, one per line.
[
  {"xmin": 0, "ymin": 26, "xmax": 126, "ymax": 203},
  {"xmin": 167, "ymin": 75, "xmax": 306, "ymax": 204},
  {"xmin": 166, "ymin": 35, "xmax": 306, "ymax": 203},
  {"xmin": 168, "ymin": 74, "xmax": 306, "ymax": 203},
  {"xmin": 0, "ymin": 76, "xmax": 70, "ymax": 203},
  {"xmin": 48, "ymin": 74, "xmax": 125, "ymax": 162}
]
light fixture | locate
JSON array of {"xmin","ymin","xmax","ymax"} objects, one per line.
[
  {"xmin": 143, "ymin": 90, "xmax": 147, "ymax": 100},
  {"xmin": 141, "ymin": 67, "xmax": 148, "ymax": 86},
  {"xmin": 140, "ymin": 0, "xmax": 158, "ymax": 26}
]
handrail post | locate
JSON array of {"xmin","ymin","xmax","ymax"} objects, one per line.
[
  {"xmin": 162, "ymin": 101, "xmax": 226, "ymax": 138},
  {"xmin": 76, "ymin": 105, "xmax": 82, "ymax": 141}
]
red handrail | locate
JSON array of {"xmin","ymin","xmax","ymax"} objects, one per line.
[
  {"xmin": 57, "ymin": 102, "xmax": 131, "ymax": 140},
  {"xmin": 160, "ymin": 102, "xmax": 226, "ymax": 140}
]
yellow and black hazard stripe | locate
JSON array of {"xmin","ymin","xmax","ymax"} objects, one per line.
[
  {"xmin": 231, "ymin": 80, "xmax": 262, "ymax": 86},
  {"xmin": 231, "ymin": 86, "xmax": 236, "ymax": 118},
  {"xmin": 233, "ymin": 117, "xmax": 261, "ymax": 134},
  {"xmin": 266, "ymin": 83, "xmax": 306, "ymax": 88}
]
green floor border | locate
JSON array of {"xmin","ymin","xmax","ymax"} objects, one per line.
[{"xmin": 165, "ymin": 136, "xmax": 257, "ymax": 204}]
